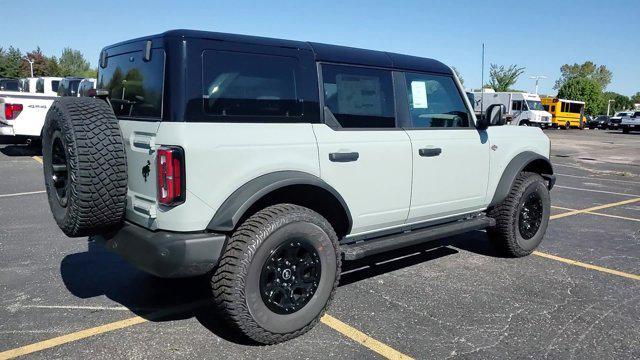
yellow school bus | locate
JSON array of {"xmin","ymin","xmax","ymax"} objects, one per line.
[{"xmin": 541, "ymin": 97, "xmax": 585, "ymax": 129}]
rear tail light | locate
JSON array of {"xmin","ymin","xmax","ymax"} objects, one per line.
[
  {"xmin": 156, "ymin": 146, "xmax": 185, "ymax": 206},
  {"xmin": 4, "ymin": 103, "xmax": 23, "ymax": 120}
]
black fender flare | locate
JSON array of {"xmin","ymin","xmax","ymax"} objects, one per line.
[
  {"xmin": 489, "ymin": 151, "xmax": 554, "ymax": 207},
  {"xmin": 207, "ymin": 171, "xmax": 352, "ymax": 233}
]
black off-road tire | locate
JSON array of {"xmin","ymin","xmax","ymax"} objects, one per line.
[
  {"xmin": 42, "ymin": 97, "xmax": 127, "ymax": 237},
  {"xmin": 211, "ymin": 204, "xmax": 341, "ymax": 344},
  {"xmin": 487, "ymin": 172, "xmax": 550, "ymax": 257}
]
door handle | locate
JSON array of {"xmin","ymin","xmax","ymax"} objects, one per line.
[
  {"xmin": 418, "ymin": 148, "xmax": 442, "ymax": 157},
  {"xmin": 329, "ymin": 152, "xmax": 359, "ymax": 162}
]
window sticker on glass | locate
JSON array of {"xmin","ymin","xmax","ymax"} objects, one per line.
[
  {"xmin": 411, "ymin": 81, "xmax": 428, "ymax": 109},
  {"xmin": 336, "ymin": 74, "xmax": 382, "ymax": 115}
]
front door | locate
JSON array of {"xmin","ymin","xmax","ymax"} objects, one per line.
[
  {"xmin": 313, "ymin": 64, "xmax": 412, "ymax": 236},
  {"xmin": 401, "ymin": 71, "xmax": 490, "ymax": 224}
]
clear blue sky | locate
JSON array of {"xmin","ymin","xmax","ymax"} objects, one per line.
[{"xmin": 2, "ymin": 0, "xmax": 638, "ymax": 96}]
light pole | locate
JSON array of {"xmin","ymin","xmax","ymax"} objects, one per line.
[
  {"xmin": 530, "ymin": 75, "xmax": 547, "ymax": 94},
  {"xmin": 23, "ymin": 57, "xmax": 34, "ymax": 78},
  {"xmin": 607, "ymin": 99, "xmax": 615, "ymax": 116}
]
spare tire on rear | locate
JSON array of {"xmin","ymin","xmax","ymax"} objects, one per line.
[{"xmin": 42, "ymin": 97, "xmax": 127, "ymax": 237}]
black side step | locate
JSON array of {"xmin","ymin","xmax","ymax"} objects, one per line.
[{"xmin": 341, "ymin": 215, "xmax": 495, "ymax": 261}]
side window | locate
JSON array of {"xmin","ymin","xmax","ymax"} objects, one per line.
[
  {"xmin": 551, "ymin": 105, "xmax": 555, "ymax": 112},
  {"xmin": 405, "ymin": 72, "xmax": 470, "ymax": 128},
  {"xmin": 512, "ymin": 100, "xmax": 522, "ymax": 111},
  {"xmin": 36, "ymin": 79, "xmax": 44, "ymax": 93},
  {"xmin": 202, "ymin": 50, "xmax": 301, "ymax": 119},
  {"xmin": 51, "ymin": 80, "xmax": 60, "ymax": 93},
  {"xmin": 569, "ymin": 103, "xmax": 583, "ymax": 113},
  {"xmin": 543, "ymin": 104, "xmax": 549, "ymax": 111},
  {"xmin": 322, "ymin": 64, "xmax": 395, "ymax": 128}
]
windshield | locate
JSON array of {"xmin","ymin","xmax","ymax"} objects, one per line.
[{"xmin": 526, "ymin": 100, "xmax": 545, "ymax": 111}]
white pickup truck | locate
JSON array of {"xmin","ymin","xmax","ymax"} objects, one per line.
[
  {"xmin": 0, "ymin": 77, "xmax": 61, "ymax": 143},
  {"xmin": 0, "ymin": 91, "xmax": 56, "ymax": 142},
  {"xmin": 621, "ymin": 111, "xmax": 640, "ymax": 134}
]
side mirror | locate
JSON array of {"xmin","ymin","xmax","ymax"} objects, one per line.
[{"xmin": 477, "ymin": 104, "xmax": 505, "ymax": 130}]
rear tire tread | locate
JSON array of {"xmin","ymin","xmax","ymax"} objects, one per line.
[{"xmin": 211, "ymin": 204, "xmax": 341, "ymax": 344}]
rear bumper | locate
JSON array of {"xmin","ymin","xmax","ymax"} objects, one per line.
[
  {"xmin": 0, "ymin": 124, "xmax": 15, "ymax": 136},
  {"xmin": 95, "ymin": 222, "xmax": 228, "ymax": 278}
]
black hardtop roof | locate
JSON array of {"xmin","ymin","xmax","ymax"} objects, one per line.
[{"xmin": 104, "ymin": 29, "xmax": 452, "ymax": 75}]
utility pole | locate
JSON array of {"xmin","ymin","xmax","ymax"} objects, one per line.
[
  {"xmin": 480, "ymin": 43, "xmax": 485, "ymax": 116},
  {"xmin": 24, "ymin": 58, "xmax": 35, "ymax": 78},
  {"xmin": 607, "ymin": 99, "xmax": 615, "ymax": 116},
  {"xmin": 529, "ymin": 75, "xmax": 547, "ymax": 94}
]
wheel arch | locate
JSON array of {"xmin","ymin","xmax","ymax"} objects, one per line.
[
  {"xmin": 489, "ymin": 151, "xmax": 554, "ymax": 207},
  {"xmin": 207, "ymin": 171, "xmax": 353, "ymax": 238}
]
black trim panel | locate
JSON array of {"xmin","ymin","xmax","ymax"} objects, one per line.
[
  {"xmin": 489, "ymin": 151, "xmax": 554, "ymax": 206},
  {"xmin": 342, "ymin": 215, "xmax": 494, "ymax": 260},
  {"xmin": 207, "ymin": 171, "xmax": 353, "ymax": 233},
  {"xmin": 95, "ymin": 222, "xmax": 227, "ymax": 278}
]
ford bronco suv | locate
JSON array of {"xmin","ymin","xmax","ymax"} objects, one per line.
[{"xmin": 41, "ymin": 30, "xmax": 554, "ymax": 344}]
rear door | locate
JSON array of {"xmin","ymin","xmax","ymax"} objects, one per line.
[
  {"xmin": 98, "ymin": 46, "xmax": 166, "ymax": 227},
  {"xmin": 401, "ymin": 71, "xmax": 490, "ymax": 223},
  {"xmin": 313, "ymin": 64, "xmax": 412, "ymax": 236}
]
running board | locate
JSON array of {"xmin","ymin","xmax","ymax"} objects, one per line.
[{"xmin": 341, "ymin": 215, "xmax": 495, "ymax": 261}]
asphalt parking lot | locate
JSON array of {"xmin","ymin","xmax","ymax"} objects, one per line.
[{"xmin": 1, "ymin": 129, "xmax": 639, "ymax": 359}]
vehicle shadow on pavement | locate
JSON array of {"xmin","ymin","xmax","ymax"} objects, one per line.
[
  {"xmin": 338, "ymin": 230, "xmax": 502, "ymax": 286},
  {"xmin": 0, "ymin": 144, "xmax": 41, "ymax": 156},
  {"xmin": 59, "ymin": 239, "xmax": 252, "ymax": 344},
  {"xmin": 58, "ymin": 231, "xmax": 500, "ymax": 345}
]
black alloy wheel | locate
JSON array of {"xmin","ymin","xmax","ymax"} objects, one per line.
[
  {"xmin": 260, "ymin": 239, "xmax": 322, "ymax": 314},
  {"xmin": 50, "ymin": 131, "xmax": 70, "ymax": 207},
  {"xmin": 518, "ymin": 191, "xmax": 543, "ymax": 240}
]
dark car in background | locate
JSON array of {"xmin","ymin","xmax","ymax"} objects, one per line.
[
  {"xmin": 0, "ymin": 78, "xmax": 21, "ymax": 92},
  {"xmin": 56, "ymin": 77, "xmax": 84, "ymax": 97},
  {"xmin": 587, "ymin": 115, "xmax": 610, "ymax": 129}
]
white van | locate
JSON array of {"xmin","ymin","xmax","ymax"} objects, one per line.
[{"xmin": 472, "ymin": 90, "xmax": 552, "ymax": 127}]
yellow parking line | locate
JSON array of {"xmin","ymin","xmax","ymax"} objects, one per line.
[
  {"xmin": 551, "ymin": 205, "xmax": 575, "ymax": 211},
  {"xmin": 551, "ymin": 205, "xmax": 640, "ymax": 222},
  {"xmin": 0, "ymin": 300, "xmax": 410, "ymax": 360},
  {"xmin": 0, "ymin": 316, "xmax": 147, "ymax": 360},
  {"xmin": 321, "ymin": 314, "xmax": 414, "ymax": 360},
  {"xmin": 542, "ymin": 199, "xmax": 640, "ymax": 281},
  {"xmin": 533, "ymin": 251, "xmax": 640, "ymax": 281},
  {"xmin": 0, "ymin": 300, "xmax": 208, "ymax": 360},
  {"xmin": 32, "ymin": 156, "xmax": 42, "ymax": 164},
  {"xmin": 550, "ymin": 198, "xmax": 640, "ymax": 220}
]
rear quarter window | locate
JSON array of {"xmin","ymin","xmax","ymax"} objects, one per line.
[
  {"xmin": 201, "ymin": 50, "xmax": 302, "ymax": 121},
  {"xmin": 97, "ymin": 49, "xmax": 165, "ymax": 119}
]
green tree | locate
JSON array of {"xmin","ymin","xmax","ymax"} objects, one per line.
[
  {"xmin": 602, "ymin": 92, "xmax": 632, "ymax": 114},
  {"xmin": 486, "ymin": 64, "xmax": 525, "ymax": 92},
  {"xmin": 58, "ymin": 47, "xmax": 91, "ymax": 77},
  {"xmin": 554, "ymin": 61, "xmax": 612, "ymax": 90},
  {"xmin": 22, "ymin": 47, "xmax": 60, "ymax": 77},
  {"xmin": 0, "ymin": 46, "xmax": 25, "ymax": 78},
  {"xmin": 631, "ymin": 92, "xmax": 640, "ymax": 105},
  {"xmin": 452, "ymin": 66, "xmax": 464, "ymax": 86},
  {"xmin": 558, "ymin": 78, "xmax": 604, "ymax": 115}
]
